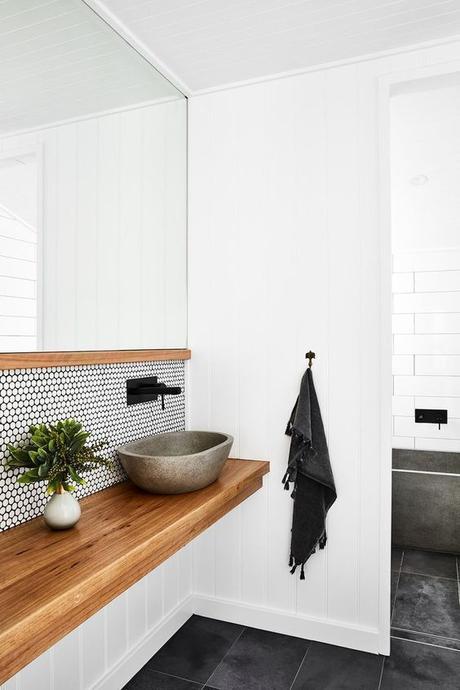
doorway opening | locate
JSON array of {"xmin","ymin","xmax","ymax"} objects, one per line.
[{"xmin": 389, "ymin": 72, "xmax": 460, "ymax": 650}]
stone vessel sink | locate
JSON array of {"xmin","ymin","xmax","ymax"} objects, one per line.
[{"xmin": 118, "ymin": 431, "xmax": 233, "ymax": 494}]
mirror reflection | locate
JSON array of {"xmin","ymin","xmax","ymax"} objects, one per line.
[{"xmin": 0, "ymin": 0, "xmax": 187, "ymax": 352}]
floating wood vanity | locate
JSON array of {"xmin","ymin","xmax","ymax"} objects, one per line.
[{"xmin": 0, "ymin": 458, "xmax": 269, "ymax": 684}]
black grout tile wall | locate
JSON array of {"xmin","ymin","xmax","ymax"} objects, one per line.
[{"xmin": 0, "ymin": 360, "xmax": 185, "ymax": 531}]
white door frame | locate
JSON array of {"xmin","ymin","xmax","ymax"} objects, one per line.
[{"xmin": 377, "ymin": 56, "xmax": 460, "ymax": 655}]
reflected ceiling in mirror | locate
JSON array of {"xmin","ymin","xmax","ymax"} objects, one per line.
[
  {"xmin": 0, "ymin": 0, "xmax": 181, "ymax": 134},
  {"xmin": 0, "ymin": 0, "xmax": 187, "ymax": 353}
]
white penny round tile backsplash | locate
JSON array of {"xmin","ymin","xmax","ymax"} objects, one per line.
[{"xmin": 0, "ymin": 359, "xmax": 185, "ymax": 531}]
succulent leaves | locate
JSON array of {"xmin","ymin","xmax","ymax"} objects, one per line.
[{"xmin": 5, "ymin": 419, "xmax": 110, "ymax": 494}]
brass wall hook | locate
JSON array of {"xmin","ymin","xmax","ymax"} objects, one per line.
[{"xmin": 305, "ymin": 350, "xmax": 316, "ymax": 368}]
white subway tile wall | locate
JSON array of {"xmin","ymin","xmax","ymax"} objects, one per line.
[
  {"xmin": 393, "ymin": 291, "xmax": 460, "ymax": 314},
  {"xmin": 392, "ymin": 272, "xmax": 414, "ymax": 293},
  {"xmin": 392, "ymin": 435, "xmax": 414, "ymax": 450},
  {"xmin": 392, "ymin": 314, "xmax": 414, "ymax": 334},
  {"xmin": 414, "ymin": 437, "xmax": 460, "ymax": 452},
  {"xmin": 393, "ymin": 249, "xmax": 460, "ymax": 272},
  {"xmin": 415, "ymin": 355, "xmax": 460, "ymax": 376},
  {"xmin": 392, "ymin": 396, "xmax": 414, "ymax": 416},
  {"xmin": 392, "ymin": 250, "xmax": 460, "ymax": 450},
  {"xmin": 392, "ymin": 354, "xmax": 413, "ymax": 375},
  {"xmin": 415, "ymin": 270, "xmax": 460, "ymax": 293},
  {"xmin": 415, "ymin": 312, "xmax": 460, "ymax": 334},
  {"xmin": 394, "ymin": 334, "xmax": 460, "ymax": 355},
  {"xmin": 394, "ymin": 375, "xmax": 460, "ymax": 397}
]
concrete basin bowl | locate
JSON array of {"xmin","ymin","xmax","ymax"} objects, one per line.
[{"xmin": 118, "ymin": 431, "xmax": 233, "ymax": 494}]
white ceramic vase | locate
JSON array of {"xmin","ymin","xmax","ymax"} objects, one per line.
[{"xmin": 43, "ymin": 491, "xmax": 81, "ymax": 530}]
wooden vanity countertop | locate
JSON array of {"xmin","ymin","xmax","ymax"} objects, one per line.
[{"xmin": 0, "ymin": 458, "xmax": 269, "ymax": 684}]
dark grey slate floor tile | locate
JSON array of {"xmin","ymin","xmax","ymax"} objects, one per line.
[
  {"xmin": 392, "ymin": 574, "xmax": 460, "ymax": 640},
  {"xmin": 124, "ymin": 667, "xmax": 202, "ymax": 689},
  {"xmin": 290, "ymin": 641, "xmax": 382, "ymax": 689},
  {"xmin": 380, "ymin": 638, "xmax": 460, "ymax": 689},
  {"xmin": 402, "ymin": 550, "xmax": 457, "ymax": 580},
  {"xmin": 206, "ymin": 627, "xmax": 309, "ymax": 690},
  {"xmin": 391, "ymin": 628, "xmax": 460, "ymax": 652},
  {"xmin": 391, "ymin": 548, "xmax": 403, "ymax": 572},
  {"xmin": 148, "ymin": 615, "xmax": 244, "ymax": 684}
]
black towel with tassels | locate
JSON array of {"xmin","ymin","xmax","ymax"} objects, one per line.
[{"xmin": 283, "ymin": 367, "xmax": 336, "ymax": 580}]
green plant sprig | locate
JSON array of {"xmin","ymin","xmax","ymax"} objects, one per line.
[{"xmin": 5, "ymin": 419, "xmax": 111, "ymax": 494}]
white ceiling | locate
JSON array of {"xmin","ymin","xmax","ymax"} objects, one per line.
[
  {"xmin": 94, "ymin": 0, "xmax": 460, "ymax": 93},
  {"xmin": 0, "ymin": 0, "xmax": 181, "ymax": 135}
]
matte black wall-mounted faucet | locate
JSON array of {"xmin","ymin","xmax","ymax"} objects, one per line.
[{"xmin": 126, "ymin": 377, "xmax": 182, "ymax": 409}]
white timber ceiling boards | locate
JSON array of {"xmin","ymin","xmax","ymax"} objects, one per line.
[
  {"xmin": 0, "ymin": 0, "xmax": 180, "ymax": 135},
  {"xmin": 92, "ymin": 0, "xmax": 460, "ymax": 92}
]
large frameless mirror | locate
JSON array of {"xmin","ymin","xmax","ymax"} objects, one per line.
[{"xmin": 0, "ymin": 0, "xmax": 187, "ymax": 353}]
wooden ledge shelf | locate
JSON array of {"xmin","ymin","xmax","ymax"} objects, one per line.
[
  {"xmin": 0, "ymin": 458, "xmax": 269, "ymax": 684},
  {"xmin": 0, "ymin": 348, "xmax": 191, "ymax": 370}
]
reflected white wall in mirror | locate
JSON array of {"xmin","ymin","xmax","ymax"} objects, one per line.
[{"xmin": 0, "ymin": 0, "xmax": 187, "ymax": 352}]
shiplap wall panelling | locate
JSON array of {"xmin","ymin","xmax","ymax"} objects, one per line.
[
  {"xmin": 56, "ymin": 124, "xmax": 77, "ymax": 348},
  {"xmin": 0, "ymin": 100, "xmax": 186, "ymax": 351},
  {"xmin": 324, "ymin": 65, "xmax": 361, "ymax": 626},
  {"xmin": 189, "ymin": 38, "xmax": 460, "ymax": 654},
  {"xmin": 119, "ymin": 109, "xmax": 142, "ymax": 348},
  {"xmin": 97, "ymin": 113, "xmax": 121, "ymax": 349},
  {"xmin": 77, "ymin": 118, "xmax": 99, "ymax": 348},
  {"xmin": 189, "ymin": 62, "xmax": 383, "ymax": 645}
]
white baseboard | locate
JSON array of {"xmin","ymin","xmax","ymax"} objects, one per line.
[
  {"xmin": 193, "ymin": 595, "xmax": 382, "ymax": 655},
  {"xmin": 92, "ymin": 593, "xmax": 382, "ymax": 689},
  {"xmin": 92, "ymin": 595, "xmax": 195, "ymax": 690}
]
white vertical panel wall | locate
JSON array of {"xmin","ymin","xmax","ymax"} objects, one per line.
[
  {"xmin": 0, "ymin": 100, "xmax": 187, "ymax": 351},
  {"xmin": 188, "ymin": 39, "xmax": 460, "ymax": 654}
]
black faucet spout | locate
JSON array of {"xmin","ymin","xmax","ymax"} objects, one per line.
[{"xmin": 126, "ymin": 377, "xmax": 182, "ymax": 407}]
